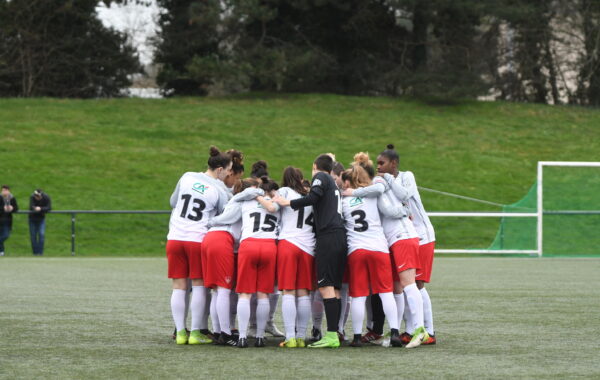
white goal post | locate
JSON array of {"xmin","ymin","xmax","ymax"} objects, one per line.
[{"xmin": 431, "ymin": 161, "xmax": 600, "ymax": 257}]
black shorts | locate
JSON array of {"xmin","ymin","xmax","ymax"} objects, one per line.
[{"xmin": 315, "ymin": 229, "xmax": 347, "ymax": 289}]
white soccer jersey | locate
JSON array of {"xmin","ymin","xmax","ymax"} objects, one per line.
[
  {"xmin": 277, "ymin": 187, "xmax": 316, "ymax": 256},
  {"xmin": 167, "ymin": 172, "xmax": 227, "ymax": 242},
  {"xmin": 342, "ymin": 195, "xmax": 389, "ymax": 255},
  {"xmin": 240, "ymin": 197, "xmax": 280, "ymax": 241},
  {"xmin": 379, "ymin": 190, "xmax": 419, "ymax": 246},
  {"xmin": 388, "ymin": 171, "xmax": 436, "ymax": 245}
]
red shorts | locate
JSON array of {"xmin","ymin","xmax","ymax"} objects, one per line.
[
  {"xmin": 236, "ymin": 238, "xmax": 277, "ymax": 294},
  {"xmin": 416, "ymin": 241, "xmax": 435, "ymax": 283},
  {"xmin": 347, "ymin": 249, "xmax": 393, "ymax": 297},
  {"xmin": 166, "ymin": 240, "xmax": 203, "ymax": 279},
  {"xmin": 389, "ymin": 238, "xmax": 421, "ymax": 281},
  {"xmin": 202, "ymin": 231, "xmax": 236, "ymax": 290},
  {"xmin": 277, "ymin": 240, "xmax": 315, "ymax": 291}
]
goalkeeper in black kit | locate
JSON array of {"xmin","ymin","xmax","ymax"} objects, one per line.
[{"xmin": 274, "ymin": 154, "xmax": 347, "ymax": 348}]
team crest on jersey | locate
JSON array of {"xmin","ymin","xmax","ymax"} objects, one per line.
[
  {"xmin": 349, "ymin": 197, "xmax": 364, "ymax": 207},
  {"xmin": 225, "ymin": 276, "xmax": 231, "ymax": 284},
  {"xmin": 192, "ymin": 182, "xmax": 209, "ymax": 194}
]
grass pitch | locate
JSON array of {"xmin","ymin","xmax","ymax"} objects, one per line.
[{"xmin": 1, "ymin": 257, "xmax": 599, "ymax": 379}]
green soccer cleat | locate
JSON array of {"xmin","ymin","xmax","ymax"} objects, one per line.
[
  {"xmin": 175, "ymin": 329, "xmax": 188, "ymax": 345},
  {"xmin": 308, "ymin": 331, "xmax": 340, "ymax": 348},
  {"xmin": 296, "ymin": 338, "xmax": 306, "ymax": 348},
  {"xmin": 405, "ymin": 326, "xmax": 429, "ymax": 349},
  {"xmin": 279, "ymin": 338, "xmax": 297, "ymax": 348},
  {"xmin": 188, "ymin": 330, "xmax": 213, "ymax": 345}
]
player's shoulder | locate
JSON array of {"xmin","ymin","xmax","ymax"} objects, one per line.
[
  {"xmin": 399, "ymin": 170, "xmax": 416, "ymax": 182},
  {"xmin": 313, "ymin": 171, "xmax": 332, "ymax": 186}
]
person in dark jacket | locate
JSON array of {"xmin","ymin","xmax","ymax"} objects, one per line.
[
  {"xmin": 1, "ymin": 185, "xmax": 18, "ymax": 256},
  {"xmin": 29, "ymin": 189, "xmax": 51, "ymax": 255}
]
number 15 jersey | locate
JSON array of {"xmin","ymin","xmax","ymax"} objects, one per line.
[
  {"xmin": 240, "ymin": 197, "xmax": 280, "ymax": 242},
  {"xmin": 342, "ymin": 196, "xmax": 389, "ymax": 255},
  {"xmin": 167, "ymin": 172, "xmax": 226, "ymax": 243}
]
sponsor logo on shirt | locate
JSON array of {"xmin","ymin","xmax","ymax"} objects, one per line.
[
  {"xmin": 312, "ymin": 179, "xmax": 322, "ymax": 187},
  {"xmin": 192, "ymin": 183, "xmax": 209, "ymax": 194},
  {"xmin": 349, "ymin": 197, "xmax": 364, "ymax": 207}
]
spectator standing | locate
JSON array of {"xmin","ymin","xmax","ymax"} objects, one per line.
[
  {"xmin": 1, "ymin": 185, "xmax": 18, "ymax": 256},
  {"xmin": 29, "ymin": 189, "xmax": 51, "ymax": 255}
]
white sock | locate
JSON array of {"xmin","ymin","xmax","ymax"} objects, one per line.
[
  {"xmin": 201, "ymin": 289, "xmax": 211, "ymax": 330},
  {"xmin": 269, "ymin": 289, "xmax": 280, "ymax": 323},
  {"xmin": 379, "ymin": 292, "xmax": 399, "ymax": 330},
  {"xmin": 282, "ymin": 294, "xmax": 297, "ymax": 340},
  {"xmin": 296, "ymin": 295, "xmax": 311, "ymax": 339},
  {"xmin": 237, "ymin": 298, "xmax": 250, "ymax": 339},
  {"xmin": 365, "ymin": 294, "xmax": 373, "ymax": 330},
  {"xmin": 351, "ymin": 296, "xmax": 367, "ymax": 335},
  {"xmin": 171, "ymin": 289, "xmax": 187, "ymax": 332},
  {"xmin": 229, "ymin": 291, "xmax": 238, "ymax": 329},
  {"xmin": 403, "ymin": 292, "xmax": 414, "ymax": 334},
  {"xmin": 217, "ymin": 288, "xmax": 231, "ymax": 335},
  {"xmin": 312, "ymin": 291, "xmax": 323, "ymax": 331},
  {"xmin": 420, "ymin": 287, "xmax": 434, "ymax": 335},
  {"xmin": 338, "ymin": 283, "xmax": 349, "ymax": 332},
  {"xmin": 190, "ymin": 286, "xmax": 207, "ymax": 331},
  {"xmin": 210, "ymin": 290, "xmax": 220, "ymax": 334},
  {"xmin": 404, "ymin": 283, "xmax": 424, "ymax": 331},
  {"xmin": 344, "ymin": 296, "xmax": 352, "ymax": 327},
  {"xmin": 256, "ymin": 298, "xmax": 270, "ymax": 338},
  {"xmin": 394, "ymin": 293, "xmax": 405, "ymax": 331},
  {"xmin": 184, "ymin": 284, "xmax": 191, "ymax": 323}
]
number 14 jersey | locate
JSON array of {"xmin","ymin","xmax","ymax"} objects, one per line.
[{"xmin": 278, "ymin": 187, "xmax": 315, "ymax": 256}]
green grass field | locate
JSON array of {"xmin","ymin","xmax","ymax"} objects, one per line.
[
  {"xmin": 1, "ymin": 257, "xmax": 599, "ymax": 379},
  {"xmin": 1, "ymin": 95, "xmax": 599, "ymax": 256}
]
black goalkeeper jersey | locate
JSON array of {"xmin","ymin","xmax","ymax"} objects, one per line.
[{"xmin": 290, "ymin": 171, "xmax": 344, "ymax": 236}]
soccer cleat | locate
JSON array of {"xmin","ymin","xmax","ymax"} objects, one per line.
[
  {"xmin": 211, "ymin": 332, "xmax": 221, "ymax": 344},
  {"xmin": 310, "ymin": 327, "xmax": 322, "ymax": 342},
  {"xmin": 405, "ymin": 327, "xmax": 428, "ymax": 349},
  {"xmin": 390, "ymin": 330, "xmax": 403, "ymax": 347},
  {"xmin": 361, "ymin": 330, "xmax": 383, "ymax": 344},
  {"xmin": 400, "ymin": 332, "xmax": 412, "ymax": 345},
  {"xmin": 279, "ymin": 338, "xmax": 297, "ymax": 348},
  {"xmin": 254, "ymin": 337, "xmax": 266, "ymax": 347},
  {"xmin": 237, "ymin": 337, "xmax": 248, "ymax": 348},
  {"xmin": 218, "ymin": 332, "xmax": 238, "ymax": 346},
  {"xmin": 337, "ymin": 331, "xmax": 345, "ymax": 343},
  {"xmin": 422, "ymin": 334, "xmax": 436, "ymax": 345},
  {"xmin": 175, "ymin": 329, "xmax": 188, "ymax": 345},
  {"xmin": 308, "ymin": 331, "xmax": 340, "ymax": 348},
  {"xmin": 188, "ymin": 330, "xmax": 213, "ymax": 345},
  {"xmin": 296, "ymin": 338, "xmax": 306, "ymax": 348},
  {"xmin": 172, "ymin": 328, "xmax": 189, "ymax": 340},
  {"xmin": 231, "ymin": 329, "xmax": 240, "ymax": 338},
  {"xmin": 200, "ymin": 329, "xmax": 216, "ymax": 342},
  {"xmin": 265, "ymin": 321, "xmax": 284, "ymax": 337},
  {"xmin": 349, "ymin": 334, "xmax": 363, "ymax": 347}
]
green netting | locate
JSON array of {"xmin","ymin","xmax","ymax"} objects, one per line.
[{"xmin": 489, "ymin": 166, "xmax": 600, "ymax": 256}]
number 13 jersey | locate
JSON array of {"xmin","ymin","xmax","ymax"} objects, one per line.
[
  {"xmin": 342, "ymin": 196, "xmax": 389, "ymax": 255},
  {"xmin": 167, "ymin": 172, "xmax": 226, "ymax": 243}
]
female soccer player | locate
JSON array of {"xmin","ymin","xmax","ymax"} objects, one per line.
[
  {"xmin": 166, "ymin": 146, "xmax": 231, "ymax": 345},
  {"xmin": 277, "ymin": 167, "xmax": 316, "ymax": 348},
  {"xmin": 378, "ymin": 144, "xmax": 437, "ymax": 345},
  {"xmin": 210, "ymin": 177, "xmax": 280, "ymax": 348},
  {"xmin": 340, "ymin": 153, "xmax": 402, "ymax": 347}
]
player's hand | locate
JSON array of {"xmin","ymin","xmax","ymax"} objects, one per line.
[
  {"xmin": 272, "ymin": 194, "xmax": 290, "ymax": 207},
  {"xmin": 341, "ymin": 188, "xmax": 354, "ymax": 197},
  {"xmin": 35, "ymin": 206, "xmax": 41, "ymax": 212}
]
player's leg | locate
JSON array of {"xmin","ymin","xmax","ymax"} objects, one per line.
[
  {"xmin": 188, "ymin": 242, "xmax": 212, "ymax": 344},
  {"xmin": 347, "ymin": 250, "xmax": 369, "ymax": 347},
  {"xmin": 311, "ymin": 290, "xmax": 324, "ymax": 341},
  {"xmin": 167, "ymin": 240, "xmax": 189, "ymax": 344},
  {"xmin": 278, "ymin": 241, "xmax": 299, "ymax": 347},
  {"xmin": 368, "ymin": 251, "xmax": 401, "ymax": 347},
  {"xmin": 235, "ymin": 239, "xmax": 259, "ymax": 348},
  {"xmin": 417, "ymin": 241, "xmax": 436, "ymax": 344},
  {"xmin": 255, "ymin": 239, "xmax": 277, "ymax": 347}
]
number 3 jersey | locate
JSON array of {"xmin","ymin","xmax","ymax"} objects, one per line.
[
  {"xmin": 277, "ymin": 187, "xmax": 316, "ymax": 256},
  {"xmin": 167, "ymin": 172, "xmax": 228, "ymax": 243},
  {"xmin": 240, "ymin": 197, "xmax": 280, "ymax": 241},
  {"xmin": 342, "ymin": 196, "xmax": 389, "ymax": 255}
]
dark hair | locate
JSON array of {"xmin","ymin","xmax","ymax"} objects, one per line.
[
  {"xmin": 251, "ymin": 160, "xmax": 269, "ymax": 178},
  {"xmin": 227, "ymin": 149, "xmax": 244, "ymax": 175},
  {"xmin": 302, "ymin": 179, "xmax": 311, "ymax": 189},
  {"xmin": 1, "ymin": 185, "xmax": 9, "ymax": 190},
  {"xmin": 314, "ymin": 154, "xmax": 334, "ymax": 173},
  {"xmin": 207, "ymin": 146, "xmax": 232, "ymax": 170},
  {"xmin": 282, "ymin": 166, "xmax": 308, "ymax": 195},
  {"xmin": 379, "ymin": 144, "xmax": 399, "ymax": 163},
  {"xmin": 233, "ymin": 177, "xmax": 259, "ymax": 195},
  {"xmin": 259, "ymin": 176, "xmax": 279, "ymax": 193},
  {"xmin": 332, "ymin": 162, "xmax": 345, "ymax": 176}
]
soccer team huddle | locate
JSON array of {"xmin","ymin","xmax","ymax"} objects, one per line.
[{"xmin": 166, "ymin": 145, "xmax": 436, "ymax": 349}]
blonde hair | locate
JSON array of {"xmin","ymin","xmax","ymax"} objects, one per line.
[
  {"xmin": 352, "ymin": 151, "xmax": 375, "ymax": 179},
  {"xmin": 341, "ymin": 164, "xmax": 371, "ymax": 189}
]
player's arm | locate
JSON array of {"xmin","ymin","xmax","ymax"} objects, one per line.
[
  {"xmin": 169, "ymin": 179, "xmax": 181, "ymax": 208},
  {"xmin": 231, "ymin": 187, "xmax": 264, "ymax": 202},
  {"xmin": 257, "ymin": 195, "xmax": 279, "ymax": 213},
  {"xmin": 377, "ymin": 191, "xmax": 407, "ymax": 219},
  {"xmin": 385, "ymin": 172, "xmax": 416, "ymax": 202},
  {"xmin": 343, "ymin": 177, "xmax": 388, "ymax": 198},
  {"xmin": 209, "ymin": 202, "xmax": 242, "ymax": 227}
]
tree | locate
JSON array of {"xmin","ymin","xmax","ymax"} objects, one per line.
[{"xmin": 0, "ymin": 0, "xmax": 141, "ymax": 97}]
